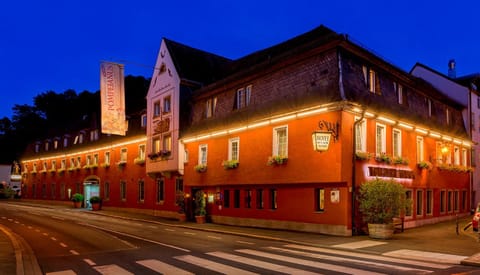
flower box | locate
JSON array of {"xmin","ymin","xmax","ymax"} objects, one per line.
[
  {"xmin": 267, "ymin": 155, "xmax": 288, "ymax": 166},
  {"xmin": 194, "ymin": 164, "xmax": 207, "ymax": 172},
  {"xmin": 222, "ymin": 160, "xmax": 239, "ymax": 169}
]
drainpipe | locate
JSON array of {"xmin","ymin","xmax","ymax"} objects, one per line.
[{"xmin": 352, "ymin": 111, "xmax": 365, "ymax": 236}]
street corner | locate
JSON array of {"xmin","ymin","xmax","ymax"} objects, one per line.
[{"xmin": 461, "ymin": 253, "xmax": 480, "ymax": 267}]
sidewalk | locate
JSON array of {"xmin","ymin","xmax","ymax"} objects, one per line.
[{"xmin": 2, "ymin": 200, "xmax": 480, "ymax": 273}]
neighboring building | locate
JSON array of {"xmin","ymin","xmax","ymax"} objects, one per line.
[
  {"xmin": 20, "ymin": 25, "xmax": 474, "ymax": 236},
  {"xmin": 411, "ymin": 63, "xmax": 480, "ymax": 210},
  {"xmin": 148, "ymin": 25, "xmax": 473, "ymax": 236}
]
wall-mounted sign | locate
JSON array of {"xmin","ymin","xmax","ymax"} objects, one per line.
[
  {"xmin": 312, "ymin": 131, "xmax": 332, "ymax": 152},
  {"xmin": 153, "ymin": 118, "xmax": 170, "ymax": 135}
]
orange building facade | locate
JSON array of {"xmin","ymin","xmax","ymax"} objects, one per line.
[{"xmin": 20, "ymin": 25, "xmax": 473, "ymax": 236}]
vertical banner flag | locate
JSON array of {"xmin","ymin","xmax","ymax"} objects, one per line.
[{"xmin": 100, "ymin": 62, "xmax": 126, "ymax": 135}]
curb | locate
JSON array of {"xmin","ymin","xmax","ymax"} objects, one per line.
[{"xmin": 0, "ymin": 224, "xmax": 42, "ymax": 275}]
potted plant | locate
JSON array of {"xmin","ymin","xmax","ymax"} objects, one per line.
[
  {"xmin": 194, "ymin": 190, "xmax": 206, "ymax": 223},
  {"xmin": 358, "ymin": 178, "xmax": 409, "ymax": 239},
  {"xmin": 176, "ymin": 191, "xmax": 186, "ymax": 222},
  {"xmin": 89, "ymin": 196, "xmax": 102, "ymax": 211},
  {"xmin": 267, "ymin": 155, "xmax": 288, "ymax": 166},
  {"xmin": 71, "ymin": 193, "xmax": 84, "ymax": 208}
]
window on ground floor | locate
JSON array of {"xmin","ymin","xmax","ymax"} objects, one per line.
[
  {"xmin": 156, "ymin": 178, "xmax": 165, "ymax": 203},
  {"xmin": 138, "ymin": 179, "xmax": 145, "ymax": 202},
  {"xmin": 256, "ymin": 189, "xmax": 263, "ymax": 209},
  {"xmin": 426, "ymin": 190, "xmax": 433, "ymax": 215},
  {"xmin": 270, "ymin": 189, "xmax": 277, "ymax": 210},
  {"xmin": 51, "ymin": 183, "xmax": 56, "ymax": 199},
  {"xmin": 224, "ymin": 190, "xmax": 230, "ymax": 208},
  {"xmin": 447, "ymin": 190, "xmax": 453, "ymax": 213},
  {"xmin": 104, "ymin": 181, "xmax": 110, "ymax": 201},
  {"xmin": 462, "ymin": 190, "xmax": 467, "ymax": 211},
  {"xmin": 440, "ymin": 190, "xmax": 446, "ymax": 213},
  {"xmin": 454, "ymin": 190, "xmax": 459, "ymax": 212},
  {"xmin": 416, "ymin": 189, "xmax": 423, "ymax": 216},
  {"xmin": 234, "ymin": 189, "xmax": 240, "ymax": 208},
  {"xmin": 405, "ymin": 190, "xmax": 413, "ymax": 217},
  {"xmin": 315, "ymin": 188, "xmax": 325, "ymax": 212},
  {"xmin": 245, "ymin": 189, "xmax": 252, "ymax": 208}
]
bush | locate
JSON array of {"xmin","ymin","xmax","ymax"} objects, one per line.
[
  {"xmin": 89, "ymin": 196, "xmax": 102, "ymax": 203},
  {"xmin": 71, "ymin": 193, "xmax": 84, "ymax": 202},
  {"xmin": 358, "ymin": 178, "xmax": 409, "ymax": 224}
]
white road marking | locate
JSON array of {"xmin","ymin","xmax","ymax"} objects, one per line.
[
  {"xmin": 236, "ymin": 240, "xmax": 255, "ymax": 245},
  {"xmin": 94, "ymin": 264, "xmax": 134, "ymax": 275},
  {"xmin": 59, "ymin": 242, "xmax": 68, "ymax": 248},
  {"xmin": 207, "ymin": 235, "xmax": 221, "ymax": 240},
  {"xmin": 175, "ymin": 255, "xmax": 258, "ymax": 275},
  {"xmin": 79, "ymin": 222, "xmax": 190, "ymax": 252},
  {"xmin": 183, "ymin": 232, "xmax": 196, "ymax": 235},
  {"xmin": 83, "ymin": 258, "xmax": 96, "ymax": 266},
  {"xmin": 45, "ymin": 270, "xmax": 77, "ymax": 275},
  {"xmin": 269, "ymin": 246, "xmax": 432, "ymax": 273},
  {"xmin": 137, "ymin": 259, "xmax": 194, "ymax": 275},
  {"xmin": 238, "ymin": 249, "xmax": 385, "ymax": 275},
  {"xmin": 284, "ymin": 244, "xmax": 452, "ymax": 269},
  {"xmin": 69, "ymin": 250, "xmax": 79, "ymax": 255},
  {"xmin": 383, "ymin": 249, "xmax": 468, "ymax": 265},
  {"xmin": 51, "ymin": 237, "xmax": 57, "ymax": 241},
  {"xmin": 332, "ymin": 240, "xmax": 387, "ymax": 249},
  {"xmin": 208, "ymin": 251, "xmax": 319, "ymax": 275}
]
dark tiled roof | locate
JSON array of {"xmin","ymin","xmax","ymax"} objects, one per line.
[{"xmin": 164, "ymin": 39, "xmax": 233, "ymax": 85}]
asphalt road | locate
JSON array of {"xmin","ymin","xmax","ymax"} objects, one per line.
[{"xmin": 0, "ymin": 203, "xmax": 479, "ymax": 274}]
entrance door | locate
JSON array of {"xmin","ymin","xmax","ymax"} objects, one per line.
[{"xmin": 84, "ymin": 180, "xmax": 99, "ymax": 210}]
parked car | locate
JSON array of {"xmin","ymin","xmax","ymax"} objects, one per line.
[{"xmin": 473, "ymin": 203, "xmax": 480, "ymax": 231}]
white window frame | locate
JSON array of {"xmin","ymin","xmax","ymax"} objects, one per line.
[
  {"xmin": 163, "ymin": 134, "xmax": 172, "ymax": 152},
  {"xmin": 273, "ymin": 125, "xmax": 288, "ymax": 157},
  {"xmin": 454, "ymin": 146, "xmax": 460, "ymax": 165},
  {"xmin": 206, "ymin": 97, "xmax": 217, "ymax": 118},
  {"xmin": 416, "ymin": 136, "xmax": 424, "ymax": 163},
  {"xmin": 375, "ymin": 123, "xmax": 386, "ymax": 156},
  {"xmin": 392, "ymin": 128, "xmax": 402, "ymax": 158},
  {"xmin": 355, "ymin": 117, "xmax": 367, "ymax": 152},
  {"xmin": 199, "ymin": 144, "xmax": 208, "ymax": 165},
  {"xmin": 120, "ymin": 148, "xmax": 127, "ymax": 162},
  {"xmin": 462, "ymin": 148, "xmax": 467, "ymax": 166},
  {"xmin": 139, "ymin": 144, "xmax": 146, "ymax": 160},
  {"xmin": 436, "ymin": 142, "xmax": 443, "ymax": 164},
  {"xmin": 228, "ymin": 137, "xmax": 240, "ymax": 161},
  {"xmin": 105, "ymin": 151, "xmax": 110, "ymax": 165},
  {"xmin": 163, "ymin": 96, "xmax": 171, "ymax": 113}
]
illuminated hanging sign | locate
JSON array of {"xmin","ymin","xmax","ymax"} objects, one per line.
[{"xmin": 312, "ymin": 131, "xmax": 332, "ymax": 152}]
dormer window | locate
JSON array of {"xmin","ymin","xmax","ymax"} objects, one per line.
[
  {"xmin": 53, "ymin": 139, "xmax": 59, "ymax": 149},
  {"xmin": 35, "ymin": 143, "xmax": 40, "ymax": 153},
  {"xmin": 234, "ymin": 85, "xmax": 252, "ymax": 110},
  {"xmin": 63, "ymin": 136, "xmax": 69, "ymax": 147},
  {"xmin": 206, "ymin": 97, "xmax": 217, "ymax": 118},
  {"xmin": 90, "ymin": 130, "xmax": 99, "ymax": 141},
  {"xmin": 362, "ymin": 65, "xmax": 381, "ymax": 95},
  {"xmin": 141, "ymin": 114, "xmax": 147, "ymax": 128},
  {"xmin": 44, "ymin": 141, "xmax": 49, "ymax": 151}
]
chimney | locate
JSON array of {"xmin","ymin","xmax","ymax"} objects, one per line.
[{"xmin": 448, "ymin": 59, "xmax": 456, "ymax": 78}]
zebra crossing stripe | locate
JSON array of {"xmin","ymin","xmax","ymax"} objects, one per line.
[
  {"xmin": 207, "ymin": 251, "xmax": 320, "ymax": 275},
  {"xmin": 94, "ymin": 264, "xmax": 134, "ymax": 275},
  {"xmin": 283, "ymin": 244, "xmax": 452, "ymax": 269},
  {"xmin": 237, "ymin": 249, "xmax": 385, "ymax": 275},
  {"xmin": 175, "ymin": 255, "xmax": 259, "ymax": 275},
  {"xmin": 268, "ymin": 246, "xmax": 433, "ymax": 273},
  {"xmin": 136, "ymin": 259, "xmax": 194, "ymax": 275}
]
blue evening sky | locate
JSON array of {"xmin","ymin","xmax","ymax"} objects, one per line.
[{"xmin": 1, "ymin": 0, "xmax": 479, "ymax": 119}]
